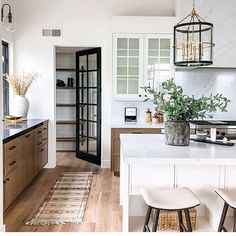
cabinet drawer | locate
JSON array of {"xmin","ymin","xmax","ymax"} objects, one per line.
[
  {"xmin": 41, "ymin": 145, "xmax": 48, "ymax": 167},
  {"xmin": 112, "ymin": 128, "xmax": 161, "ymax": 138},
  {"xmin": 42, "ymin": 123, "xmax": 48, "ymax": 132},
  {"xmin": 4, "ymin": 168, "xmax": 19, "ymax": 210},
  {"xmin": 4, "ymin": 139, "xmax": 17, "ymax": 158},
  {"xmin": 36, "ymin": 126, "xmax": 43, "ymax": 138},
  {"xmin": 42, "ymin": 137, "xmax": 48, "ymax": 146},
  {"xmin": 4, "ymin": 154, "xmax": 17, "ymax": 176}
]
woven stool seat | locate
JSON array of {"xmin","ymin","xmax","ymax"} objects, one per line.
[{"xmin": 141, "ymin": 187, "xmax": 200, "ymax": 210}]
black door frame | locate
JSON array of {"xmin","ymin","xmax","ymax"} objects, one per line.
[{"xmin": 76, "ymin": 47, "xmax": 102, "ymax": 166}]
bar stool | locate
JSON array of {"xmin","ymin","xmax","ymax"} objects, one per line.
[
  {"xmin": 216, "ymin": 189, "xmax": 236, "ymax": 232},
  {"xmin": 141, "ymin": 187, "xmax": 200, "ymax": 232}
]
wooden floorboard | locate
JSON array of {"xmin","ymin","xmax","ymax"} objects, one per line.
[{"xmin": 3, "ymin": 153, "xmax": 122, "ymax": 232}]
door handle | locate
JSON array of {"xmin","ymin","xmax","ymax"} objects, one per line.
[{"xmin": 9, "ymin": 145, "xmax": 16, "ymax": 150}]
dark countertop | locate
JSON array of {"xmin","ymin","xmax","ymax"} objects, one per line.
[{"xmin": 3, "ymin": 119, "xmax": 49, "ymax": 144}]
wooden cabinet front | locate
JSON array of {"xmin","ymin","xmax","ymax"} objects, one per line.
[
  {"xmin": 111, "ymin": 128, "xmax": 162, "ymax": 175},
  {"xmin": 3, "ymin": 121, "xmax": 49, "ymax": 211}
]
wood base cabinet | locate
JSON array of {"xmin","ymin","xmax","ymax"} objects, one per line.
[
  {"xmin": 3, "ymin": 121, "xmax": 48, "ymax": 211},
  {"xmin": 111, "ymin": 128, "xmax": 161, "ymax": 175}
]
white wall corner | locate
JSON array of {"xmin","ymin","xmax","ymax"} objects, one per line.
[
  {"xmin": 0, "ymin": 225, "xmax": 6, "ymax": 232},
  {"xmin": 102, "ymin": 160, "xmax": 111, "ymax": 169}
]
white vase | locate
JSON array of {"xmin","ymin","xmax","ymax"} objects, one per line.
[{"xmin": 13, "ymin": 95, "xmax": 30, "ymax": 118}]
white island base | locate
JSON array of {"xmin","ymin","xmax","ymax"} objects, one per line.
[{"xmin": 120, "ymin": 134, "xmax": 236, "ymax": 232}]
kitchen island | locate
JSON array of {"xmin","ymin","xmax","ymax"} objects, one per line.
[{"xmin": 120, "ymin": 134, "xmax": 236, "ymax": 232}]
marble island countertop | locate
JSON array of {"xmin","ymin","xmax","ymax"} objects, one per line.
[
  {"xmin": 3, "ymin": 119, "xmax": 49, "ymax": 143},
  {"xmin": 120, "ymin": 134, "xmax": 236, "ymax": 165}
]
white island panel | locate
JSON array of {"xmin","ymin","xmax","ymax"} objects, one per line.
[{"xmin": 120, "ymin": 134, "xmax": 236, "ymax": 232}]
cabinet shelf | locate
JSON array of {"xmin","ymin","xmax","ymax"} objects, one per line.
[
  {"xmin": 56, "ymin": 137, "xmax": 76, "ymax": 142},
  {"xmin": 57, "ymin": 150, "xmax": 76, "ymax": 152},
  {"xmin": 56, "ymin": 68, "xmax": 76, "ymax": 72},
  {"xmin": 56, "ymin": 87, "xmax": 76, "ymax": 90},
  {"xmin": 56, "ymin": 104, "xmax": 76, "ymax": 107},
  {"xmin": 56, "ymin": 120, "xmax": 76, "ymax": 125}
]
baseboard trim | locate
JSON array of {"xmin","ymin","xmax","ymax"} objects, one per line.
[
  {"xmin": 102, "ymin": 160, "xmax": 110, "ymax": 168},
  {"xmin": 0, "ymin": 224, "xmax": 5, "ymax": 232}
]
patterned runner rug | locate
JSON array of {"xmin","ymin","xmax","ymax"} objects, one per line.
[{"xmin": 26, "ymin": 172, "xmax": 93, "ymax": 225}]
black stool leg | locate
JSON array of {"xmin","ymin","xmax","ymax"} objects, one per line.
[
  {"xmin": 143, "ymin": 206, "xmax": 152, "ymax": 232},
  {"xmin": 184, "ymin": 209, "xmax": 192, "ymax": 232},
  {"xmin": 152, "ymin": 209, "xmax": 160, "ymax": 232},
  {"xmin": 218, "ymin": 202, "xmax": 229, "ymax": 232},
  {"xmin": 178, "ymin": 210, "xmax": 184, "ymax": 232},
  {"xmin": 233, "ymin": 209, "xmax": 236, "ymax": 232}
]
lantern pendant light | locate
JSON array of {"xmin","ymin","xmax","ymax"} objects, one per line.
[{"xmin": 173, "ymin": 0, "xmax": 215, "ymax": 67}]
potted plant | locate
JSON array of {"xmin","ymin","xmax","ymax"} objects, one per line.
[
  {"xmin": 5, "ymin": 72, "xmax": 39, "ymax": 119},
  {"xmin": 143, "ymin": 79, "xmax": 230, "ymax": 146}
]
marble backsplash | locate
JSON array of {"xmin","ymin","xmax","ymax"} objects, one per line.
[{"xmin": 111, "ymin": 68, "xmax": 236, "ymax": 124}]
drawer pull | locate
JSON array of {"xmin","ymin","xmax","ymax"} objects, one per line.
[
  {"xmin": 26, "ymin": 134, "xmax": 31, "ymax": 138},
  {"xmin": 43, "ymin": 138, "xmax": 47, "ymax": 141},
  {"xmin": 37, "ymin": 142, "xmax": 42, "ymax": 146},
  {"xmin": 9, "ymin": 145, "xmax": 16, "ymax": 151},
  {"xmin": 9, "ymin": 161, "xmax": 16, "ymax": 166},
  {"xmin": 131, "ymin": 132, "xmax": 143, "ymax": 134},
  {"xmin": 41, "ymin": 148, "xmax": 45, "ymax": 152},
  {"xmin": 43, "ymin": 128, "xmax": 47, "ymax": 130},
  {"xmin": 37, "ymin": 131, "xmax": 42, "ymax": 134},
  {"xmin": 6, "ymin": 178, "xmax": 9, "ymax": 181},
  {"xmin": 3, "ymin": 180, "xmax": 6, "ymax": 184}
]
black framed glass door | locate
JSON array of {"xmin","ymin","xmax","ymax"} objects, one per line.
[{"xmin": 76, "ymin": 48, "xmax": 101, "ymax": 166}]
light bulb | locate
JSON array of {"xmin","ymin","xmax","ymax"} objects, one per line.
[{"xmin": 7, "ymin": 23, "xmax": 15, "ymax": 32}]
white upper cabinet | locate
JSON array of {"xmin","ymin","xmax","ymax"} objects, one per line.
[
  {"xmin": 113, "ymin": 33, "xmax": 173, "ymax": 100},
  {"xmin": 113, "ymin": 34, "xmax": 143, "ymax": 100},
  {"xmin": 143, "ymin": 34, "xmax": 174, "ymax": 92}
]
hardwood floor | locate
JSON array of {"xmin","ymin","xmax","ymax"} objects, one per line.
[{"xmin": 4, "ymin": 152, "xmax": 122, "ymax": 232}]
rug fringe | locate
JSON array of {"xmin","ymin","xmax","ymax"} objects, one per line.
[{"xmin": 26, "ymin": 217, "xmax": 83, "ymax": 226}]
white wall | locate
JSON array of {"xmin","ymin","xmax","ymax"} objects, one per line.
[{"xmin": 12, "ymin": 0, "xmax": 176, "ymax": 168}]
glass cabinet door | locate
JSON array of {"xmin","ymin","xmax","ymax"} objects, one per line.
[
  {"xmin": 114, "ymin": 35, "xmax": 143, "ymax": 99},
  {"xmin": 144, "ymin": 35, "xmax": 173, "ymax": 91}
]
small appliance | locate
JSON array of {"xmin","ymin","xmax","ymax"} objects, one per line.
[{"xmin": 124, "ymin": 107, "xmax": 137, "ymax": 123}]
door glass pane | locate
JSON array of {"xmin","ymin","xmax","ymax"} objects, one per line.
[
  {"xmin": 129, "ymin": 39, "xmax": 139, "ymax": 49},
  {"xmin": 79, "ymin": 105, "xmax": 87, "ymax": 119},
  {"xmin": 88, "ymin": 89, "xmax": 97, "ymax": 104},
  {"xmin": 88, "ymin": 54, "xmax": 97, "ymax": 70},
  {"xmin": 160, "ymin": 50, "xmax": 170, "ymax": 57},
  {"xmin": 117, "ymin": 38, "xmax": 128, "ymax": 49},
  {"xmin": 129, "ymin": 50, "xmax": 139, "ymax": 56},
  {"xmin": 117, "ymin": 79, "xmax": 127, "ymax": 94},
  {"xmin": 89, "ymin": 122, "xmax": 97, "ymax": 138},
  {"xmin": 88, "ymin": 72, "xmax": 97, "ymax": 87},
  {"xmin": 128, "ymin": 78, "xmax": 139, "ymax": 94},
  {"xmin": 149, "ymin": 39, "xmax": 159, "ymax": 49},
  {"xmin": 160, "ymin": 58, "xmax": 170, "ymax": 64},
  {"xmin": 88, "ymin": 105, "xmax": 97, "ymax": 121},
  {"xmin": 117, "ymin": 67, "xmax": 127, "ymax": 76},
  {"xmin": 160, "ymin": 39, "xmax": 170, "ymax": 49},
  {"xmin": 128, "ymin": 67, "xmax": 139, "ymax": 76},
  {"xmin": 79, "ymin": 120, "xmax": 87, "ymax": 136},
  {"xmin": 117, "ymin": 50, "xmax": 127, "ymax": 57},
  {"xmin": 88, "ymin": 138, "xmax": 97, "ymax": 155},
  {"xmin": 79, "ymin": 89, "xmax": 87, "ymax": 103},
  {"xmin": 79, "ymin": 55, "xmax": 87, "ymax": 70},
  {"xmin": 129, "ymin": 58, "xmax": 139, "ymax": 67},
  {"xmin": 79, "ymin": 136, "xmax": 87, "ymax": 152},
  {"xmin": 79, "ymin": 72, "xmax": 87, "ymax": 87},
  {"xmin": 117, "ymin": 57, "xmax": 127, "ymax": 67}
]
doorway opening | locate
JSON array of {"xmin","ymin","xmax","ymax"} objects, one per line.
[{"xmin": 55, "ymin": 46, "xmax": 102, "ymax": 166}]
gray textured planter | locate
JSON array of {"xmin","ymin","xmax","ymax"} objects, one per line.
[{"xmin": 165, "ymin": 120, "xmax": 190, "ymax": 146}]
